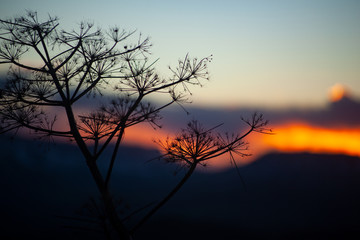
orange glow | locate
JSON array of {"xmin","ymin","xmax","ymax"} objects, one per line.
[
  {"xmin": 124, "ymin": 125, "xmax": 267, "ymax": 170},
  {"xmin": 329, "ymin": 83, "xmax": 348, "ymax": 102},
  {"xmin": 122, "ymin": 125, "xmax": 168, "ymax": 149},
  {"xmin": 262, "ymin": 123, "xmax": 360, "ymax": 157},
  {"xmin": 23, "ymin": 109, "xmax": 360, "ymax": 170}
]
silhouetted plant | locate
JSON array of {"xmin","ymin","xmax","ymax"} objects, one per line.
[
  {"xmin": 0, "ymin": 11, "xmax": 270, "ymax": 240},
  {"xmin": 132, "ymin": 113, "xmax": 270, "ymax": 232}
]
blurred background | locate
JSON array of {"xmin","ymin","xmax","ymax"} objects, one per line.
[{"xmin": 1, "ymin": 1, "xmax": 360, "ymax": 239}]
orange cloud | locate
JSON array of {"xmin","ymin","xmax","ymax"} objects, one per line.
[{"xmin": 262, "ymin": 123, "xmax": 360, "ymax": 157}]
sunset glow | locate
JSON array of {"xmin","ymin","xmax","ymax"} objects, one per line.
[
  {"xmin": 120, "ymin": 122, "xmax": 360, "ymax": 169},
  {"xmin": 123, "ymin": 125, "xmax": 168, "ymax": 149},
  {"xmin": 38, "ymin": 118, "xmax": 360, "ymax": 170},
  {"xmin": 329, "ymin": 83, "xmax": 348, "ymax": 102},
  {"xmin": 123, "ymin": 125, "xmax": 262, "ymax": 170},
  {"xmin": 263, "ymin": 123, "xmax": 360, "ymax": 157}
]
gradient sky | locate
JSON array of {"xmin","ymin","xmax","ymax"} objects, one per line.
[{"xmin": 1, "ymin": 0, "xmax": 360, "ymax": 108}]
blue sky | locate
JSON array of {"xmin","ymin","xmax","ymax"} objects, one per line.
[{"xmin": 1, "ymin": 0, "xmax": 360, "ymax": 108}]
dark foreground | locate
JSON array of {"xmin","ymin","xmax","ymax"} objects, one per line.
[{"xmin": 1, "ymin": 135, "xmax": 360, "ymax": 239}]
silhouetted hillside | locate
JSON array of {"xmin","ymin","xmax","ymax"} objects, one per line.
[{"xmin": 1, "ymin": 135, "xmax": 360, "ymax": 239}]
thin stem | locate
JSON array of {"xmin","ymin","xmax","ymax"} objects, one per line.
[
  {"xmin": 104, "ymin": 93, "xmax": 144, "ymax": 186},
  {"xmin": 131, "ymin": 162, "xmax": 197, "ymax": 233},
  {"xmin": 86, "ymin": 160, "xmax": 132, "ymax": 240}
]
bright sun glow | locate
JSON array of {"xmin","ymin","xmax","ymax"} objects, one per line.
[
  {"xmin": 263, "ymin": 123, "xmax": 360, "ymax": 157},
  {"xmin": 329, "ymin": 83, "xmax": 348, "ymax": 102}
]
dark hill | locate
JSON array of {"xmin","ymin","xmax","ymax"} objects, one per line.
[{"xmin": 1, "ymin": 135, "xmax": 360, "ymax": 239}]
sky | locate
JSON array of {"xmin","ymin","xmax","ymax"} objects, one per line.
[
  {"xmin": 2, "ymin": 0, "xmax": 360, "ymax": 169},
  {"xmin": 1, "ymin": 0, "xmax": 360, "ymax": 108}
]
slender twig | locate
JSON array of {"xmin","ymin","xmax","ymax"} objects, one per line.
[{"xmin": 131, "ymin": 163, "xmax": 197, "ymax": 233}]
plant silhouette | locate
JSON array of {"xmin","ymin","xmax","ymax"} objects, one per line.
[{"xmin": 0, "ymin": 11, "xmax": 270, "ymax": 240}]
